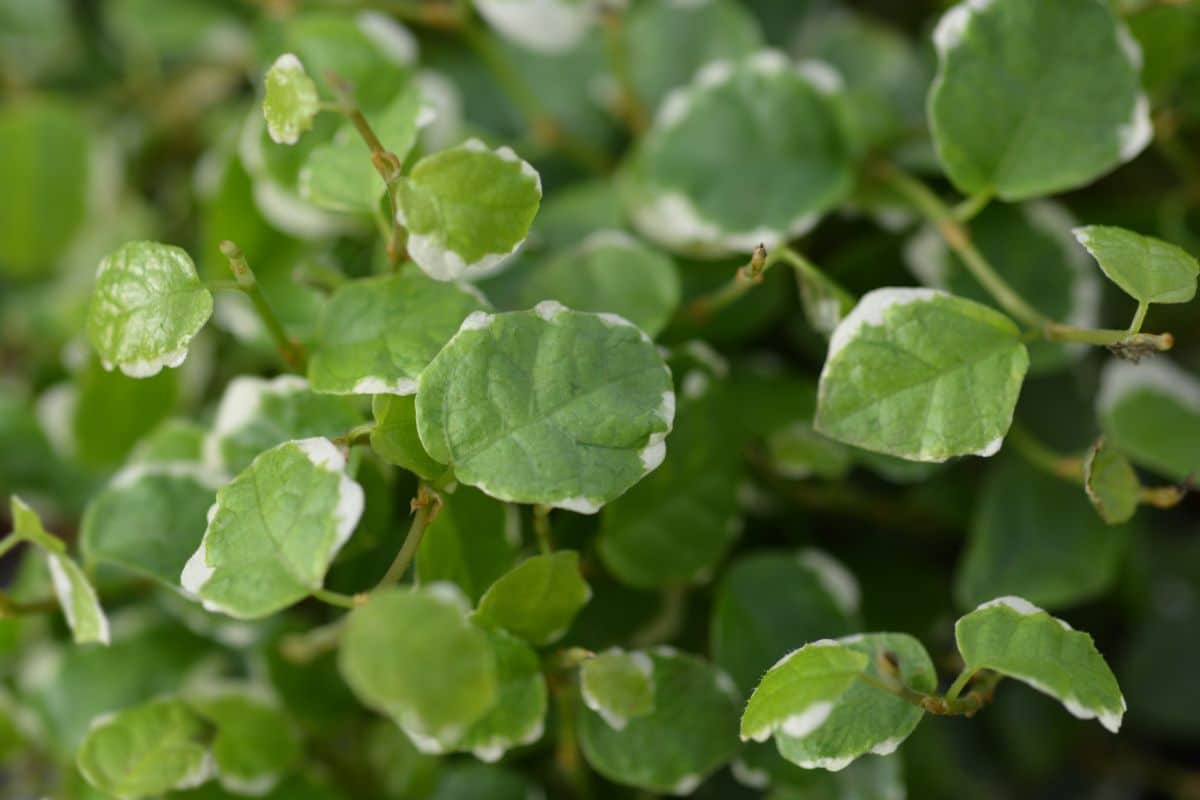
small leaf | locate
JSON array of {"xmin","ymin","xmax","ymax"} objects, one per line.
[
  {"xmin": 955, "ymin": 596, "xmax": 1126, "ymax": 732},
  {"xmin": 473, "ymin": 0, "xmax": 594, "ymax": 54},
  {"xmin": 580, "ymin": 649, "xmax": 655, "ymax": 730},
  {"xmin": 262, "ymin": 53, "xmax": 320, "ymax": 145},
  {"xmin": 86, "ymin": 241, "xmax": 213, "ymax": 378},
  {"xmin": 188, "ymin": 689, "xmax": 302, "ymax": 795},
  {"xmin": 416, "ymin": 303, "xmax": 674, "ymax": 512},
  {"xmin": 339, "ymin": 584, "xmax": 498, "ymax": 752},
  {"xmin": 76, "ymin": 698, "xmax": 211, "ymax": 799},
  {"xmin": 307, "ymin": 272, "xmax": 489, "ymax": 396},
  {"xmin": 1097, "ymin": 357, "xmax": 1200, "ymax": 481},
  {"xmin": 740, "ymin": 641, "xmax": 868, "ymax": 744},
  {"xmin": 1074, "ymin": 224, "xmax": 1199, "ymax": 305},
  {"xmin": 181, "ymin": 438, "xmax": 364, "ymax": 619},
  {"xmin": 475, "ymin": 551, "xmax": 591, "ymax": 646},
  {"xmin": 415, "ymin": 488, "xmax": 520, "ymax": 604},
  {"xmin": 1084, "ymin": 438, "xmax": 1141, "ymax": 525},
  {"xmin": 457, "ymin": 624, "xmax": 547, "ymax": 762},
  {"xmin": 815, "ymin": 288, "xmax": 1029, "ymax": 462},
  {"xmin": 398, "ymin": 139, "xmax": 542, "ymax": 281},
  {"xmin": 766, "ymin": 422, "xmax": 852, "ymax": 480},
  {"xmin": 371, "ymin": 394, "xmax": 445, "ymax": 480}
]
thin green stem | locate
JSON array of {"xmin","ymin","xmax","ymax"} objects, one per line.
[
  {"xmin": 599, "ymin": 6, "xmax": 648, "ymax": 135},
  {"xmin": 280, "ymin": 619, "xmax": 346, "ymax": 663},
  {"xmin": 533, "ymin": 504, "xmax": 554, "ymax": 554},
  {"xmin": 550, "ymin": 676, "xmax": 591, "ymax": 799},
  {"xmin": 1006, "ymin": 425, "xmax": 1084, "ymax": 483},
  {"xmin": 0, "ymin": 532, "xmax": 23, "ymax": 560},
  {"xmin": 944, "ymin": 667, "xmax": 978, "ymax": 702},
  {"xmin": 684, "ymin": 244, "xmax": 776, "ymax": 322},
  {"xmin": 1129, "ymin": 301, "xmax": 1150, "ymax": 334},
  {"xmin": 376, "ymin": 483, "xmax": 442, "ymax": 590},
  {"xmin": 333, "ymin": 423, "xmax": 375, "ymax": 449},
  {"xmin": 0, "ymin": 590, "xmax": 59, "ymax": 617},
  {"xmin": 203, "ymin": 279, "xmax": 243, "ymax": 293},
  {"xmin": 312, "ymin": 588, "xmax": 358, "ymax": 609},
  {"xmin": 953, "ymin": 191, "xmax": 992, "ymax": 223},
  {"xmin": 219, "ymin": 241, "xmax": 308, "ymax": 372}
]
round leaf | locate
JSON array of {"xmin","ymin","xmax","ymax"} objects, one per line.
[
  {"xmin": 1097, "ymin": 357, "xmax": 1200, "ymax": 481},
  {"xmin": 579, "ymin": 649, "xmax": 655, "ymax": 731},
  {"xmin": 263, "ymin": 53, "xmax": 320, "ymax": 145},
  {"xmin": 740, "ymin": 641, "xmax": 868, "ymax": 744},
  {"xmin": 474, "ymin": 551, "xmax": 592, "ymax": 646},
  {"xmin": 415, "ymin": 487, "xmax": 520, "ymax": 604},
  {"xmin": 189, "ymin": 690, "xmax": 302, "ymax": 795},
  {"xmin": 1074, "ymin": 224, "xmax": 1199, "ymax": 305},
  {"xmin": 457, "ymin": 624, "xmax": 547, "ymax": 762},
  {"xmin": 1083, "ymin": 438, "xmax": 1140, "ymax": 525}
]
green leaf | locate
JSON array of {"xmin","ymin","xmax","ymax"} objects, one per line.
[
  {"xmin": 955, "ymin": 596, "xmax": 1126, "ymax": 732},
  {"xmin": 86, "ymin": 241, "xmax": 213, "ymax": 378},
  {"xmin": 774, "ymin": 633, "xmax": 935, "ymax": 771},
  {"xmin": 188, "ymin": 689, "xmax": 302, "ymax": 795},
  {"xmin": 518, "ymin": 231, "xmax": 681, "ymax": 337},
  {"xmin": 456, "ymin": 624, "xmax": 547, "ymax": 761},
  {"xmin": 928, "ymin": 0, "xmax": 1150, "ymax": 200},
  {"xmin": 130, "ymin": 419, "xmax": 207, "ymax": 464},
  {"xmin": 1097, "ymin": 358, "xmax": 1200, "ymax": 481},
  {"xmin": 475, "ymin": 551, "xmax": 591, "ymax": 646},
  {"xmin": 76, "ymin": 698, "xmax": 211, "ymax": 799},
  {"xmin": 740, "ymin": 641, "xmax": 868, "ymax": 744},
  {"xmin": 625, "ymin": 51, "xmax": 853, "ymax": 256},
  {"xmin": 81, "ymin": 463, "xmax": 219, "ymax": 588},
  {"xmin": 204, "ymin": 375, "xmax": 362, "ymax": 475},
  {"xmin": 263, "ymin": 53, "xmax": 320, "ymax": 145},
  {"xmin": 1083, "ymin": 438, "xmax": 1140, "ymax": 525},
  {"xmin": 473, "ymin": 0, "xmax": 594, "ymax": 54},
  {"xmin": 371, "ymin": 394, "xmax": 445, "ymax": 480},
  {"xmin": 766, "ymin": 423, "xmax": 852, "ymax": 481},
  {"xmin": 339, "ymin": 584, "xmax": 498, "ymax": 752},
  {"xmin": 181, "ymin": 438, "xmax": 364, "ymax": 619},
  {"xmin": 415, "ymin": 487, "xmax": 520, "ymax": 604},
  {"xmin": 579, "ymin": 649, "xmax": 655, "ymax": 730},
  {"xmin": 426, "ymin": 763, "xmax": 541, "ymax": 800},
  {"xmin": 1074, "ymin": 224, "xmax": 1199, "ymax": 305},
  {"xmin": 956, "ymin": 455, "xmax": 1130, "ymax": 610},
  {"xmin": 815, "ymin": 288, "xmax": 1029, "ymax": 462},
  {"xmin": 73, "ymin": 359, "xmax": 180, "ymax": 469},
  {"xmin": 416, "ymin": 303, "xmax": 675, "ymax": 512},
  {"xmin": 578, "ymin": 648, "xmax": 741, "ymax": 795},
  {"xmin": 283, "ymin": 12, "xmax": 412, "ymax": 112},
  {"xmin": 397, "ymin": 139, "xmax": 542, "ymax": 281},
  {"xmin": 308, "ymin": 272, "xmax": 490, "ymax": 396}
]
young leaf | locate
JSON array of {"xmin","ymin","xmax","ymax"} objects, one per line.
[
  {"xmin": 188, "ymin": 689, "xmax": 302, "ymax": 795},
  {"xmin": 815, "ymin": 288, "xmax": 1029, "ymax": 462},
  {"xmin": 371, "ymin": 394, "xmax": 445, "ymax": 480},
  {"xmin": 955, "ymin": 597, "xmax": 1126, "ymax": 732},
  {"xmin": 625, "ymin": 51, "xmax": 852, "ymax": 256},
  {"xmin": 76, "ymin": 698, "xmax": 211, "ymax": 799},
  {"xmin": 1097, "ymin": 358, "xmax": 1200, "ymax": 481},
  {"xmin": 1083, "ymin": 439, "xmax": 1140, "ymax": 525},
  {"xmin": 578, "ymin": 648, "xmax": 741, "ymax": 795},
  {"xmin": 739, "ymin": 641, "xmax": 868, "ymax": 744},
  {"xmin": 397, "ymin": 139, "xmax": 542, "ymax": 281},
  {"xmin": 307, "ymin": 272, "xmax": 489, "ymax": 396},
  {"xmin": 262, "ymin": 53, "xmax": 320, "ymax": 145},
  {"xmin": 456, "ymin": 624, "xmax": 547, "ymax": 762},
  {"xmin": 1074, "ymin": 225, "xmax": 1199, "ymax": 305},
  {"xmin": 928, "ymin": 0, "xmax": 1150, "ymax": 200},
  {"xmin": 473, "ymin": 0, "xmax": 594, "ymax": 54},
  {"xmin": 774, "ymin": 633, "xmax": 936, "ymax": 772},
  {"xmin": 475, "ymin": 551, "xmax": 591, "ymax": 646},
  {"xmin": 86, "ymin": 241, "xmax": 213, "ymax": 378},
  {"xmin": 415, "ymin": 488, "xmax": 519, "ymax": 604},
  {"xmin": 579, "ymin": 649, "xmax": 655, "ymax": 731},
  {"xmin": 415, "ymin": 303, "xmax": 675, "ymax": 513},
  {"xmin": 180, "ymin": 438, "xmax": 364, "ymax": 619},
  {"xmin": 339, "ymin": 584, "xmax": 498, "ymax": 752}
]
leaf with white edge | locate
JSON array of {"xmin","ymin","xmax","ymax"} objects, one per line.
[
  {"xmin": 955, "ymin": 596, "xmax": 1126, "ymax": 733},
  {"xmin": 580, "ymin": 649, "xmax": 654, "ymax": 731},
  {"xmin": 456, "ymin": 624, "xmax": 547, "ymax": 762},
  {"xmin": 518, "ymin": 231, "xmax": 681, "ymax": 337},
  {"xmin": 339, "ymin": 585, "xmax": 497, "ymax": 753},
  {"xmin": 1097, "ymin": 358, "xmax": 1200, "ymax": 481},
  {"xmin": 815, "ymin": 288, "xmax": 1029, "ymax": 462},
  {"xmin": 475, "ymin": 551, "xmax": 591, "ymax": 647},
  {"xmin": 180, "ymin": 438, "xmax": 364, "ymax": 619},
  {"xmin": 1084, "ymin": 438, "xmax": 1140, "ymax": 525},
  {"xmin": 624, "ymin": 51, "xmax": 853, "ymax": 257},
  {"xmin": 188, "ymin": 690, "xmax": 301, "ymax": 795},
  {"xmin": 262, "ymin": 53, "xmax": 319, "ymax": 145},
  {"xmin": 473, "ymin": 0, "xmax": 595, "ymax": 54},
  {"xmin": 740, "ymin": 641, "xmax": 868, "ymax": 744},
  {"xmin": 86, "ymin": 241, "xmax": 213, "ymax": 378},
  {"xmin": 76, "ymin": 698, "xmax": 212, "ymax": 799},
  {"xmin": 578, "ymin": 648, "xmax": 741, "ymax": 796},
  {"xmin": 928, "ymin": 0, "xmax": 1150, "ymax": 200},
  {"xmin": 308, "ymin": 272, "xmax": 489, "ymax": 396},
  {"xmin": 203, "ymin": 375, "xmax": 362, "ymax": 475},
  {"xmin": 416, "ymin": 303, "xmax": 674, "ymax": 512},
  {"xmin": 81, "ymin": 463, "xmax": 220, "ymax": 588},
  {"xmin": 1074, "ymin": 224, "xmax": 1199, "ymax": 305},
  {"xmin": 416, "ymin": 488, "xmax": 520, "ymax": 604},
  {"xmin": 371, "ymin": 394, "xmax": 445, "ymax": 480},
  {"xmin": 397, "ymin": 139, "xmax": 542, "ymax": 281},
  {"xmin": 774, "ymin": 633, "xmax": 936, "ymax": 772}
]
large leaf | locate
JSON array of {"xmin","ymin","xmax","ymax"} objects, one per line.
[
  {"xmin": 416, "ymin": 303, "xmax": 674, "ymax": 512},
  {"xmin": 1074, "ymin": 224, "xmax": 1199, "ymax": 305},
  {"xmin": 474, "ymin": 551, "xmax": 591, "ymax": 646},
  {"xmin": 1097, "ymin": 358, "xmax": 1200, "ymax": 481},
  {"xmin": 815, "ymin": 288, "xmax": 1028, "ymax": 462},
  {"xmin": 740, "ymin": 641, "xmax": 868, "ymax": 744}
]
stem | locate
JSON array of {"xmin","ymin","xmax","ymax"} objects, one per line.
[
  {"xmin": 376, "ymin": 483, "xmax": 442, "ymax": 589},
  {"xmin": 1140, "ymin": 484, "xmax": 1189, "ymax": 509},
  {"xmin": 332, "ymin": 423, "xmax": 375, "ymax": 449},
  {"xmin": 1006, "ymin": 425, "xmax": 1084, "ymax": 483},
  {"xmin": 0, "ymin": 532, "xmax": 23, "ymax": 560},
  {"xmin": 0, "ymin": 591, "xmax": 60, "ymax": 617},
  {"xmin": 550, "ymin": 676, "xmax": 591, "ymax": 799},
  {"xmin": 219, "ymin": 241, "xmax": 308, "ymax": 371},
  {"xmin": 944, "ymin": 667, "xmax": 978, "ymax": 702},
  {"xmin": 1129, "ymin": 301, "xmax": 1150, "ymax": 334},
  {"xmin": 312, "ymin": 588, "xmax": 360, "ymax": 609},
  {"xmin": 953, "ymin": 191, "xmax": 992, "ymax": 223},
  {"xmin": 684, "ymin": 244, "xmax": 775, "ymax": 322},
  {"xmin": 279, "ymin": 618, "xmax": 346, "ymax": 663},
  {"xmin": 533, "ymin": 504, "xmax": 554, "ymax": 554},
  {"xmin": 599, "ymin": 6, "xmax": 649, "ymax": 135}
]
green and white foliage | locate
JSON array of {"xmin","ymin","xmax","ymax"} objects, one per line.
[
  {"xmin": 473, "ymin": 0, "xmax": 595, "ymax": 54},
  {"xmin": 397, "ymin": 139, "xmax": 542, "ymax": 281},
  {"xmin": 262, "ymin": 53, "xmax": 320, "ymax": 145},
  {"xmin": 1097, "ymin": 357, "xmax": 1200, "ymax": 481},
  {"xmin": 456, "ymin": 624, "xmax": 547, "ymax": 762},
  {"xmin": 816, "ymin": 289, "xmax": 1029, "ymax": 462},
  {"xmin": 578, "ymin": 648, "xmax": 741, "ymax": 795},
  {"xmin": 474, "ymin": 551, "xmax": 591, "ymax": 646},
  {"xmin": 1074, "ymin": 225, "xmax": 1199, "ymax": 305},
  {"xmin": 955, "ymin": 597, "xmax": 1126, "ymax": 733},
  {"xmin": 86, "ymin": 241, "xmax": 213, "ymax": 378},
  {"xmin": 371, "ymin": 394, "xmax": 446, "ymax": 480},
  {"xmin": 416, "ymin": 303, "xmax": 674, "ymax": 512},
  {"xmin": 188, "ymin": 687, "xmax": 302, "ymax": 795},
  {"xmin": 1083, "ymin": 439, "xmax": 1140, "ymax": 525},
  {"xmin": 308, "ymin": 272, "xmax": 490, "ymax": 395},
  {"xmin": 181, "ymin": 438, "xmax": 364, "ymax": 619},
  {"xmin": 579, "ymin": 649, "xmax": 655, "ymax": 730},
  {"xmin": 625, "ymin": 51, "xmax": 853, "ymax": 256},
  {"xmin": 929, "ymin": 0, "xmax": 1151, "ymax": 200}
]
